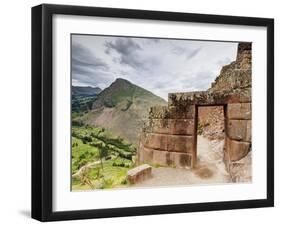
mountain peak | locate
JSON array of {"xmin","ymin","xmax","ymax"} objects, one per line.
[
  {"xmin": 91, "ymin": 78, "xmax": 166, "ymax": 110},
  {"xmin": 113, "ymin": 77, "xmax": 132, "ymax": 85},
  {"xmin": 115, "ymin": 77, "xmax": 127, "ymax": 82}
]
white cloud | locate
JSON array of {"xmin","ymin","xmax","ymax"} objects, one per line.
[{"xmin": 72, "ymin": 35, "xmax": 237, "ymax": 100}]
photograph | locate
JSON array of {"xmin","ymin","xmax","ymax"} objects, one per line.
[
  {"xmin": 31, "ymin": 3, "xmax": 274, "ymax": 221},
  {"xmin": 71, "ymin": 34, "xmax": 252, "ymax": 190}
]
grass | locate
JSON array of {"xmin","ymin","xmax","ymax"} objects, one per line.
[
  {"xmin": 71, "ymin": 125, "xmax": 136, "ymax": 190},
  {"xmin": 72, "ymin": 159, "xmax": 132, "ymax": 190},
  {"xmin": 72, "ymin": 136, "xmax": 100, "ymax": 173}
]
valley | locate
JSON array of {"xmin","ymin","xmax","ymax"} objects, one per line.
[{"xmin": 71, "ymin": 78, "xmax": 167, "ymax": 190}]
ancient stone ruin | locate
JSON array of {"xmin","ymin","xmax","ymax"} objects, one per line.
[{"xmin": 137, "ymin": 43, "xmax": 252, "ymax": 182}]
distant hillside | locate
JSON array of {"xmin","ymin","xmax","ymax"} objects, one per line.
[
  {"xmin": 72, "ymin": 86, "xmax": 102, "ymax": 96},
  {"xmin": 76, "ymin": 78, "xmax": 167, "ymax": 144},
  {"xmin": 72, "ymin": 86, "xmax": 102, "ymax": 113}
]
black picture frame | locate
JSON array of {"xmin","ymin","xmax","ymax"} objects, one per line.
[{"xmin": 32, "ymin": 4, "xmax": 274, "ymax": 222}]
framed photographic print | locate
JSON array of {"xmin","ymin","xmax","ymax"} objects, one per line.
[{"xmin": 31, "ymin": 4, "xmax": 274, "ymax": 221}]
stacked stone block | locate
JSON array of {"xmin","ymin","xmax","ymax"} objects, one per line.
[
  {"xmin": 138, "ymin": 105, "xmax": 196, "ymax": 168},
  {"xmin": 225, "ymin": 103, "xmax": 251, "ymax": 162}
]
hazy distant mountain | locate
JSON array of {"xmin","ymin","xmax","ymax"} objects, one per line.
[
  {"xmin": 72, "ymin": 86, "xmax": 102, "ymax": 96},
  {"xmin": 77, "ymin": 78, "xmax": 167, "ymax": 143}
]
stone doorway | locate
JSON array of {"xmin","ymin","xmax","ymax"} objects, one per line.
[
  {"xmin": 195, "ymin": 105, "xmax": 226, "ymax": 164},
  {"xmin": 194, "ymin": 105, "xmax": 227, "ymax": 178}
]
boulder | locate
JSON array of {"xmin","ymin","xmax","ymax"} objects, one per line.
[{"xmin": 127, "ymin": 164, "xmax": 152, "ymax": 184}]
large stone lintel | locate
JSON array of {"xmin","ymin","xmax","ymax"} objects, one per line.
[{"xmin": 168, "ymin": 88, "xmax": 251, "ymax": 107}]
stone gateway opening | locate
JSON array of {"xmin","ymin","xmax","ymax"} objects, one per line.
[{"xmin": 195, "ymin": 105, "xmax": 227, "ymax": 180}]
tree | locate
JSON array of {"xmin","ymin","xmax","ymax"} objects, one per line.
[{"xmin": 91, "ymin": 142, "xmax": 109, "ymax": 170}]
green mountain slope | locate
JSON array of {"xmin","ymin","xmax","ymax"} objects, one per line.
[{"xmin": 76, "ymin": 78, "xmax": 167, "ymax": 144}]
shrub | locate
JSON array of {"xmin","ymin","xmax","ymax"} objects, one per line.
[
  {"xmin": 121, "ymin": 178, "xmax": 128, "ymax": 185},
  {"xmin": 81, "ymin": 135, "xmax": 92, "ymax": 143},
  {"xmin": 124, "ymin": 162, "xmax": 131, "ymax": 168},
  {"xmin": 112, "ymin": 159, "xmax": 125, "ymax": 167},
  {"xmin": 72, "ymin": 131, "xmax": 77, "ymax": 137},
  {"xmin": 197, "ymin": 122, "xmax": 204, "ymax": 135},
  {"xmin": 197, "ymin": 121, "xmax": 210, "ymax": 135},
  {"xmin": 72, "ymin": 120, "xmax": 84, "ymax": 127}
]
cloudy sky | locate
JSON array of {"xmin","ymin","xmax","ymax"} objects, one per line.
[{"xmin": 72, "ymin": 34, "xmax": 238, "ymax": 100}]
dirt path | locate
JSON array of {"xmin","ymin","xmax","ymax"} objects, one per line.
[{"xmin": 133, "ymin": 136, "xmax": 230, "ymax": 187}]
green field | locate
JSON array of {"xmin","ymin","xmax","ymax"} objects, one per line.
[{"xmin": 71, "ymin": 124, "xmax": 137, "ymax": 190}]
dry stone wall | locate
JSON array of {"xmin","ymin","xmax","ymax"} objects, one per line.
[
  {"xmin": 138, "ymin": 43, "xmax": 252, "ymax": 177},
  {"xmin": 138, "ymin": 105, "xmax": 195, "ymax": 168}
]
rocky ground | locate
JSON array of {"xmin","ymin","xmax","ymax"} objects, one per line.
[
  {"xmin": 133, "ymin": 136, "xmax": 230, "ymax": 188},
  {"xmin": 197, "ymin": 106, "xmax": 251, "ymax": 183}
]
